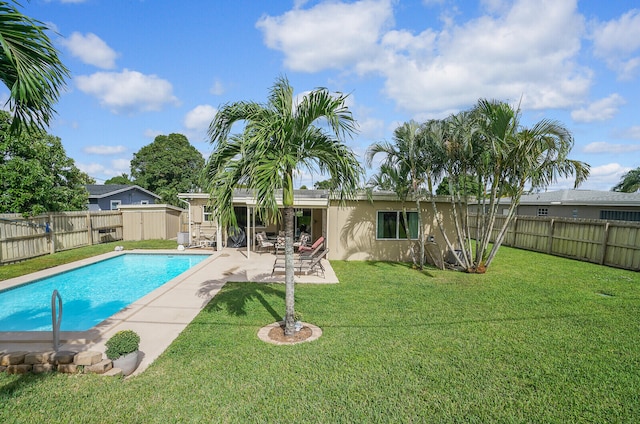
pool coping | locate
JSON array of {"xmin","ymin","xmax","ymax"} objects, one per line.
[
  {"xmin": 0, "ymin": 247, "xmax": 337, "ymax": 376},
  {"xmin": 0, "ymin": 249, "xmax": 215, "ymax": 346}
]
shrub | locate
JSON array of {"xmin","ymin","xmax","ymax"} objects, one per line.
[{"xmin": 105, "ymin": 330, "xmax": 140, "ymax": 360}]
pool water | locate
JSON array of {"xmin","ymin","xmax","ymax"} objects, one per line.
[{"xmin": 0, "ymin": 254, "xmax": 208, "ymax": 332}]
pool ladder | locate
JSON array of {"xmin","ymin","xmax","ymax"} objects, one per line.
[{"xmin": 51, "ymin": 290, "xmax": 62, "ymax": 352}]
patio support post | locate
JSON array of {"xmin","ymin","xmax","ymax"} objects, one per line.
[{"xmin": 246, "ymin": 206, "xmax": 251, "ymax": 259}]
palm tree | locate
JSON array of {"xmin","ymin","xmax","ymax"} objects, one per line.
[
  {"xmin": 416, "ymin": 100, "xmax": 589, "ymax": 272},
  {"xmin": 366, "ymin": 121, "xmax": 428, "ymax": 269},
  {"xmin": 0, "ymin": 1, "xmax": 69, "ymax": 133},
  {"xmin": 204, "ymin": 76, "xmax": 363, "ymax": 335},
  {"xmin": 612, "ymin": 167, "xmax": 640, "ymax": 193}
]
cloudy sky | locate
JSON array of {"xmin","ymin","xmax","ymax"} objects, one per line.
[{"xmin": 12, "ymin": 0, "xmax": 640, "ymax": 190}]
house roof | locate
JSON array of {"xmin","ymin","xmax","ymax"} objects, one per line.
[
  {"xmin": 85, "ymin": 184, "xmax": 161, "ymax": 199},
  {"xmin": 517, "ymin": 190, "xmax": 640, "ymax": 206}
]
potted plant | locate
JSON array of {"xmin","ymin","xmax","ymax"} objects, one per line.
[{"xmin": 105, "ymin": 329, "xmax": 140, "ymax": 376}]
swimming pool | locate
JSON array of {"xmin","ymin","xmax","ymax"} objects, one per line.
[{"xmin": 0, "ymin": 253, "xmax": 208, "ymax": 332}]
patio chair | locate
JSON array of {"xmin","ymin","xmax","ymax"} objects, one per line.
[
  {"xmin": 298, "ymin": 249, "xmax": 329, "ymax": 277},
  {"xmin": 298, "ymin": 236, "xmax": 324, "ymax": 253},
  {"xmin": 271, "ymin": 247, "xmax": 329, "ymax": 277},
  {"xmin": 256, "ymin": 233, "xmax": 274, "ymax": 252},
  {"xmin": 293, "ymin": 232, "xmax": 310, "ymax": 251}
]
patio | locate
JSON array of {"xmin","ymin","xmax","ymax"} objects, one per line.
[{"xmin": 0, "ymin": 247, "xmax": 336, "ymax": 375}]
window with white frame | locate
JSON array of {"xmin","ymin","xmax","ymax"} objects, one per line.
[
  {"xmin": 110, "ymin": 200, "xmax": 121, "ymax": 210},
  {"xmin": 376, "ymin": 211, "xmax": 419, "ymax": 239},
  {"xmin": 203, "ymin": 206, "xmax": 214, "ymax": 222},
  {"xmin": 141, "ymin": 200, "xmax": 149, "ymax": 205},
  {"xmin": 537, "ymin": 208, "xmax": 548, "ymax": 217}
]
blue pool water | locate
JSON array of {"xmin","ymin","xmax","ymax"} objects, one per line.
[{"xmin": 0, "ymin": 253, "xmax": 208, "ymax": 332}]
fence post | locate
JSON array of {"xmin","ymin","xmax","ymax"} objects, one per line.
[
  {"xmin": 48, "ymin": 214, "xmax": 55, "ymax": 255},
  {"xmin": 600, "ymin": 222, "xmax": 610, "ymax": 265},
  {"xmin": 547, "ymin": 218, "xmax": 555, "ymax": 254},
  {"xmin": 86, "ymin": 212, "xmax": 93, "ymax": 245}
]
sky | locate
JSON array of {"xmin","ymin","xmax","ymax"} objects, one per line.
[{"xmin": 10, "ymin": 0, "xmax": 640, "ymax": 191}]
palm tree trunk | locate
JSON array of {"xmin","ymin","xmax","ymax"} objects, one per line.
[{"xmin": 283, "ymin": 205, "xmax": 296, "ymax": 335}]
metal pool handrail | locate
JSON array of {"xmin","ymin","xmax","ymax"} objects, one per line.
[{"xmin": 51, "ymin": 290, "xmax": 62, "ymax": 352}]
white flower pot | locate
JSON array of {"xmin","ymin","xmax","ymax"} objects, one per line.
[{"xmin": 112, "ymin": 351, "xmax": 139, "ymax": 376}]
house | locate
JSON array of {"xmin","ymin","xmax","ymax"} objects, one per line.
[
  {"xmin": 509, "ymin": 190, "xmax": 640, "ymax": 222},
  {"xmin": 178, "ymin": 189, "xmax": 457, "ymax": 262},
  {"xmin": 86, "ymin": 184, "xmax": 161, "ymax": 211}
]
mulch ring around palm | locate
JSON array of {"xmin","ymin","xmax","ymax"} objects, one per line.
[{"xmin": 257, "ymin": 321, "xmax": 322, "ymax": 345}]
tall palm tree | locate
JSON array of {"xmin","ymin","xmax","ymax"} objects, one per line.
[
  {"xmin": 366, "ymin": 121, "xmax": 428, "ymax": 269},
  {"xmin": 612, "ymin": 167, "xmax": 640, "ymax": 193},
  {"xmin": 0, "ymin": 1, "xmax": 69, "ymax": 133},
  {"xmin": 204, "ymin": 76, "xmax": 363, "ymax": 335}
]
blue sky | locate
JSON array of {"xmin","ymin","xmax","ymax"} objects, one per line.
[{"xmin": 11, "ymin": 0, "xmax": 640, "ymax": 191}]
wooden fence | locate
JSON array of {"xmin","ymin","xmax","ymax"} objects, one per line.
[
  {"xmin": 470, "ymin": 214, "xmax": 640, "ymax": 271},
  {"xmin": 0, "ymin": 211, "xmax": 122, "ymax": 264}
]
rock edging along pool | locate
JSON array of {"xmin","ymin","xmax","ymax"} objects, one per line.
[{"xmin": 0, "ymin": 253, "xmax": 209, "ymax": 332}]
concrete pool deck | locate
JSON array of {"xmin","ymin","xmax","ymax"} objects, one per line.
[{"xmin": 0, "ymin": 248, "xmax": 337, "ymax": 376}]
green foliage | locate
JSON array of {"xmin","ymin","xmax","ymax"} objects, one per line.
[
  {"xmin": 435, "ymin": 175, "xmax": 481, "ymax": 196},
  {"xmin": 130, "ymin": 133, "xmax": 204, "ymax": 206},
  {"xmin": 612, "ymin": 167, "xmax": 640, "ymax": 193},
  {"xmin": 104, "ymin": 173, "xmax": 132, "ymax": 185},
  {"xmin": 105, "ymin": 330, "xmax": 140, "ymax": 360},
  {"xmin": 313, "ymin": 179, "xmax": 333, "ymax": 190},
  {"xmin": 0, "ymin": 248, "xmax": 639, "ymax": 422},
  {"xmin": 0, "ymin": 1, "xmax": 69, "ymax": 133},
  {"xmin": 0, "ymin": 111, "xmax": 92, "ymax": 216}
]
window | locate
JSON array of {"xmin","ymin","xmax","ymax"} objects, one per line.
[
  {"xmin": 537, "ymin": 208, "xmax": 548, "ymax": 217},
  {"xmin": 110, "ymin": 200, "xmax": 121, "ymax": 210},
  {"xmin": 204, "ymin": 206, "xmax": 214, "ymax": 222},
  {"xmin": 572, "ymin": 209, "xmax": 578, "ymax": 218},
  {"xmin": 376, "ymin": 211, "xmax": 418, "ymax": 239},
  {"xmin": 600, "ymin": 210, "xmax": 640, "ymax": 222},
  {"xmin": 141, "ymin": 200, "xmax": 149, "ymax": 205}
]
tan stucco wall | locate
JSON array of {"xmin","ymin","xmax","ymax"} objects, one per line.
[{"xmin": 327, "ymin": 199, "xmax": 456, "ymax": 262}]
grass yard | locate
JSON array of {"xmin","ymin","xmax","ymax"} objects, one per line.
[{"xmin": 1, "ymin": 246, "xmax": 639, "ymax": 422}]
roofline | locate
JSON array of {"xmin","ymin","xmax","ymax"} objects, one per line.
[
  {"xmin": 87, "ymin": 185, "xmax": 161, "ymax": 200},
  {"xmin": 178, "ymin": 190, "xmax": 455, "ymax": 204}
]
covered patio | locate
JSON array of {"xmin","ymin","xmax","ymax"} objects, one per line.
[{"xmin": 178, "ymin": 189, "xmax": 330, "ymax": 260}]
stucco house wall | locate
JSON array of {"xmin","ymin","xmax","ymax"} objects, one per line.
[{"xmin": 327, "ymin": 198, "xmax": 455, "ymax": 262}]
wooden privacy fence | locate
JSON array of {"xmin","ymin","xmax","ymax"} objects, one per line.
[
  {"xmin": 470, "ymin": 214, "xmax": 640, "ymax": 271},
  {"xmin": 0, "ymin": 211, "xmax": 122, "ymax": 264}
]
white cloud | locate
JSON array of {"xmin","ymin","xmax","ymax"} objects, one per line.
[
  {"xmin": 83, "ymin": 145, "xmax": 127, "ymax": 155},
  {"xmin": 259, "ymin": 0, "xmax": 590, "ymax": 115},
  {"xmin": 184, "ymin": 105, "xmax": 217, "ymax": 132},
  {"xmin": 257, "ymin": 0, "xmax": 393, "ymax": 72},
  {"xmin": 591, "ymin": 9, "xmax": 640, "ymax": 80},
  {"xmin": 210, "ymin": 79, "xmax": 225, "ymax": 96},
  {"xmin": 583, "ymin": 141, "xmax": 640, "ymax": 154},
  {"xmin": 75, "ymin": 69, "xmax": 179, "ymax": 113},
  {"xmin": 620, "ymin": 126, "xmax": 640, "ymax": 139},
  {"xmin": 77, "ymin": 158, "xmax": 130, "ymax": 179},
  {"xmin": 549, "ymin": 162, "xmax": 631, "ymax": 191},
  {"xmin": 570, "ymin": 94, "xmax": 625, "ymax": 123},
  {"xmin": 61, "ymin": 32, "xmax": 118, "ymax": 69}
]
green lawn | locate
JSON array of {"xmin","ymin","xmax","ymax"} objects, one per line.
[{"xmin": 1, "ymin": 246, "xmax": 639, "ymax": 422}]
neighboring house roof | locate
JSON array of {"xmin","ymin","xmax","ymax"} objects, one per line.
[
  {"xmin": 85, "ymin": 184, "xmax": 161, "ymax": 200},
  {"xmin": 517, "ymin": 190, "xmax": 640, "ymax": 207}
]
